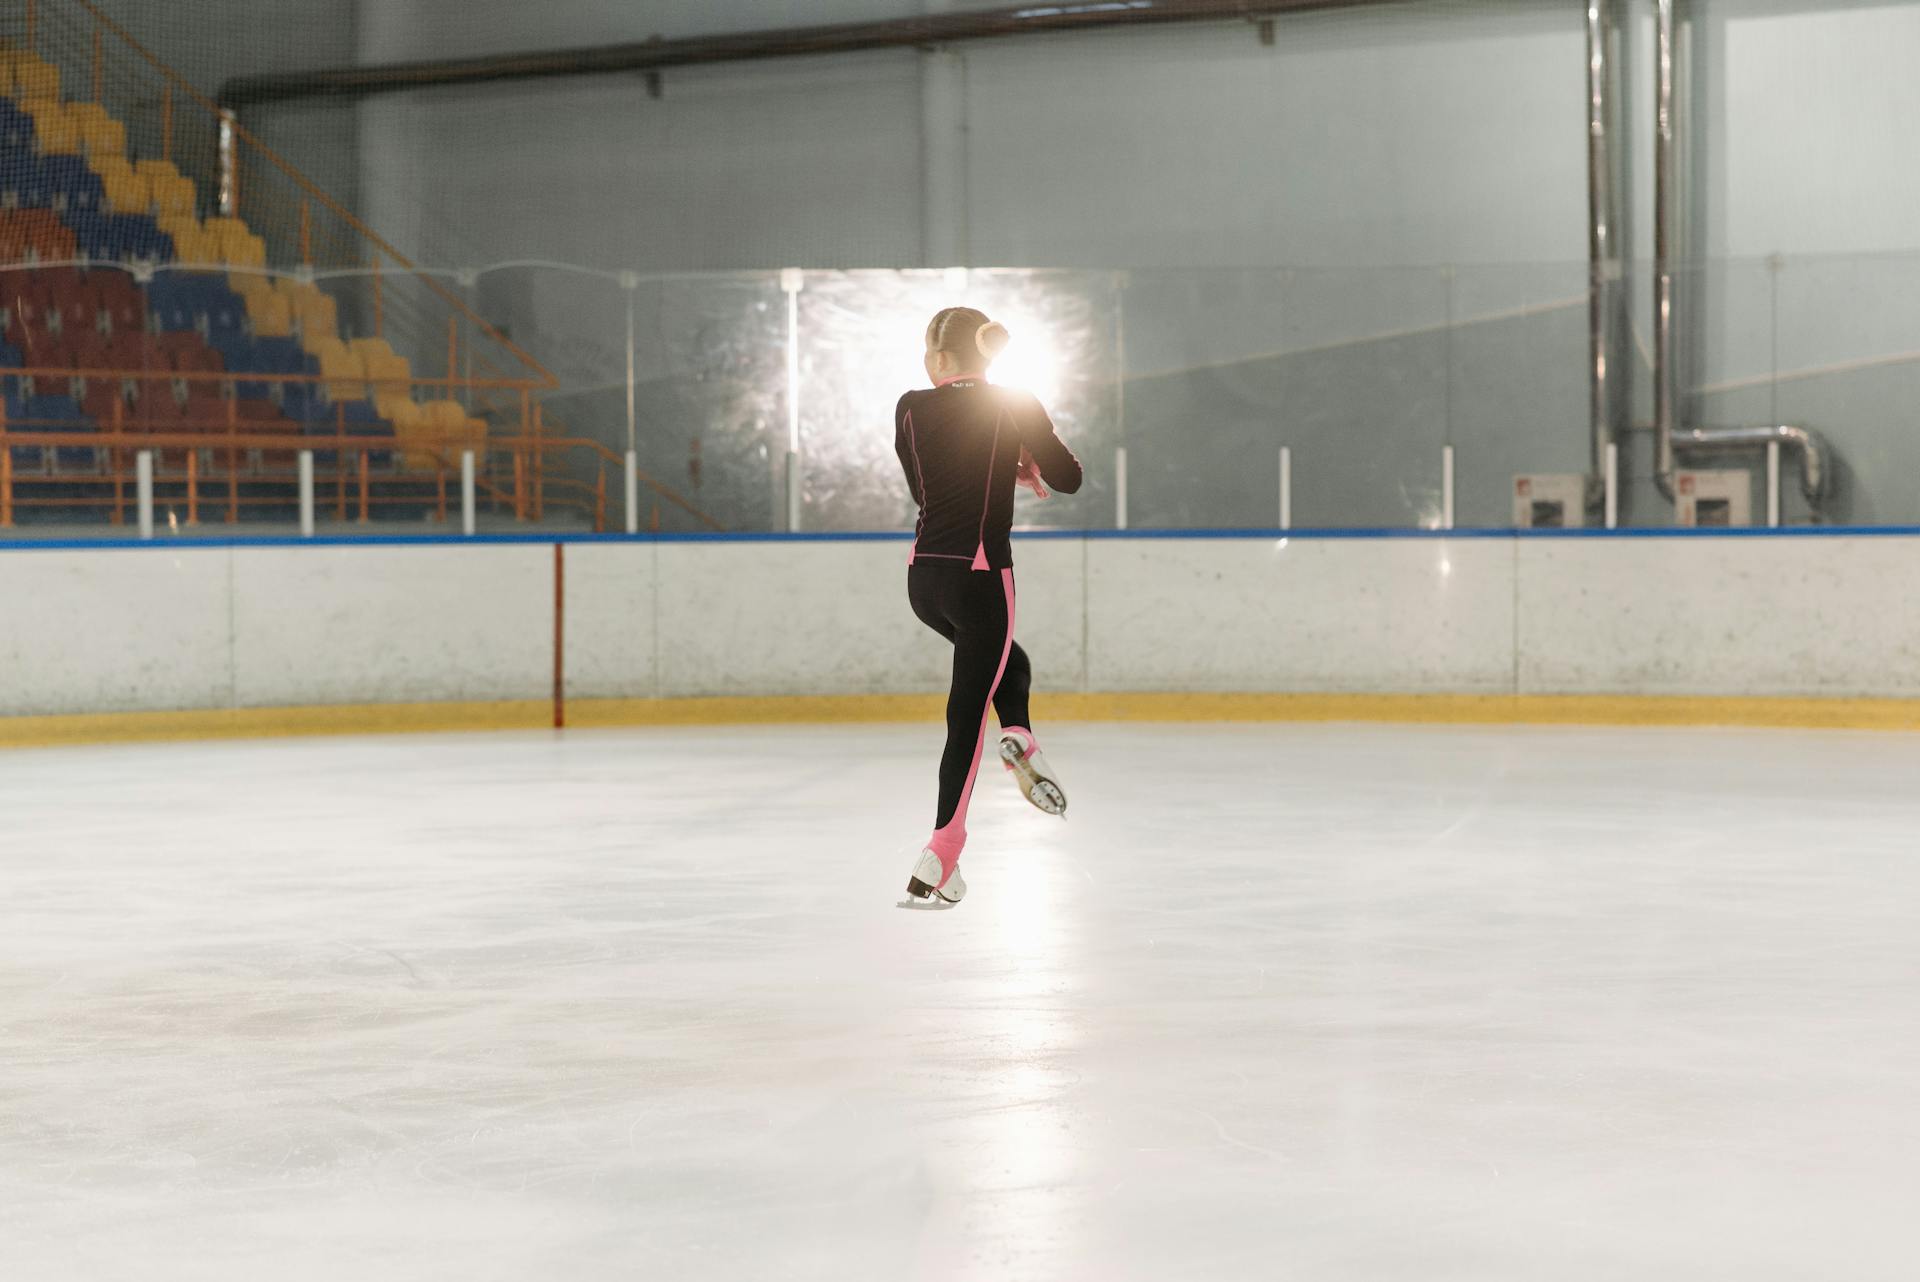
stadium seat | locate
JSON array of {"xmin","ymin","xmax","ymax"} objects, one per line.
[
  {"xmin": 39, "ymin": 156, "xmax": 105, "ymax": 216},
  {"xmin": 310, "ymin": 338, "xmax": 365, "ymax": 400},
  {"xmin": 92, "ymin": 270, "xmax": 144, "ymax": 336},
  {"xmin": 65, "ymin": 102, "xmax": 121, "ymax": 155},
  {"xmin": 92, "ymin": 157, "xmax": 149, "ymax": 215},
  {"xmin": 362, "ymin": 350, "xmax": 411, "ymax": 402},
  {"xmin": 247, "ymin": 288, "xmax": 293, "ymax": 337},
  {"xmin": 3, "ymin": 389, "xmax": 47, "ymax": 471},
  {"xmin": 24, "ymin": 101, "xmax": 78, "ymax": 156},
  {"xmin": 284, "ymin": 283, "xmax": 339, "ymax": 347},
  {"xmin": 12, "ymin": 56, "xmax": 60, "ymax": 104}
]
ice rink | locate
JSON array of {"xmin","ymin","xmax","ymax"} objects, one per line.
[{"xmin": 4, "ymin": 720, "xmax": 1918, "ymax": 1280}]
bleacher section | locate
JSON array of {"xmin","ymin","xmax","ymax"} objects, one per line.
[{"xmin": 0, "ymin": 45, "xmax": 485, "ymax": 491}]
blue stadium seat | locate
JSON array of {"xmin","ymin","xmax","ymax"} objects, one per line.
[
  {"xmin": 11, "ymin": 392, "xmax": 94, "ymax": 470},
  {"xmin": 206, "ymin": 286, "xmax": 245, "ymax": 340},
  {"xmin": 64, "ymin": 209, "xmax": 112, "ymax": 260},
  {"xmin": 38, "ymin": 156, "xmax": 103, "ymax": 215},
  {"xmin": 99, "ymin": 214, "xmax": 170, "ymax": 263},
  {"xmin": 3, "ymin": 390, "xmax": 38, "ymax": 468},
  {"xmin": 147, "ymin": 272, "xmax": 213, "ymax": 331},
  {"xmin": 4, "ymin": 160, "xmax": 49, "ymax": 210},
  {"xmin": 0, "ymin": 102, "xmax": 34, "ymax": 159}
]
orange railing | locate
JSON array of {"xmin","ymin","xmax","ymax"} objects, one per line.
[{"xmin": 0, "ymin": 365, "xmax": 722, "ymax": 531}]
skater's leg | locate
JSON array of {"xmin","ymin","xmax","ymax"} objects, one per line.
[
  {"xmin": 990, "ymin": 638, "xmax": 1067, "ymax": 818},
  {"xmin": 925, "ymin": 569, "xmax": 1016, "ymax": 866},
  {"xmin": 991, "ymin": 640, "xmax": 1032, "ymax": 737}
]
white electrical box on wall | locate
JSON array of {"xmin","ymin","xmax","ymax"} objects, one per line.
[
  {"xmin": 1512, "ymin": 474, "xmax": 1587, "ymax": 528},
  {"xmin": 1676, "ymin": 469, "xmax": 1752, "ymax": 527}
]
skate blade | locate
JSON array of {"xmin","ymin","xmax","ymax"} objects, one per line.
[{"xmin": 1000, "ymin": 740, "xmax": 1068, "ymax": 817}]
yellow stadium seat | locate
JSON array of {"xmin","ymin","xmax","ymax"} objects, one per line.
[
  {"xmin": 314, "ymin": 341, "xmax": 366, "ymax": 400},
  {"xmin": 248, "ymin": 289, "xmax": 293, "ymax": 338},
  {"xmin": 378, "ymin": 395, "xmax": 425, "ymax": 430},
  {"xmin": 204, "ymin": 215, "xmax": 248, "ymax": 243},
  {"xmin": 170, "ymin": 228, "xmax": 218, "ymax": 269},
  {"xmin": 423, "ymin": 400, "xmax": 470, "ymax": 431},
  {"xmin": 90, "ymin": 152, "xmax": 131, "ymax": 180},
  {"xmin": 26, "ymin": 102, "xmax": 78, "ymax": 155},
  {"xmin": 221, "ymin": 233, "xmax": 267, "ymax": 269},
  {"xmin": 134, "ymin": 158, "xmax": 179, "ymax": 184},
  {"xmin": 298, "ymin": 302, "xmax": 339, "ymax": 347},
  {"xmin": 364, "ymin": 351, "xmax": 411, "ymax": 401},
  {"xmin": 348, "ymin": 336, "xmax": 394, "ymax": 360},
  {"xmin": 13, "ymin": 57, "xmax": 58, "ymax": 103},
  {"xmin": 79, "ymin": 115, "xmax": 126, "ymax": 159},
  {"xmin": 158, "ymin": 210, "xmax": 197, "ymax": 235},
  {"xmin": 150, "ymin": 174, "xmax": 195, "ymax": 218},
  {"xmin": 101, "ymin": 171, "xmax": 150, "ymax": 215},
  {"xmin": 229, "ymin": 271, "xmax": 274, "ymax": 301}
]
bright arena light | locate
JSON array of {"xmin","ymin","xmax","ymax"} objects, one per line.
[{"xmin": 983, "ymin": 314, "xmax": 1063, "ymax": 406}]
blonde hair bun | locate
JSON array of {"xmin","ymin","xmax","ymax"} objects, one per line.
[{"xmin": 975, "ymin": 320, "xmax": 1011, "ymax": 360}]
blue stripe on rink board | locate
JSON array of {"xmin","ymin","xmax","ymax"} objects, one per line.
[{"xmin": 6, "ymin": 524, "xmax": 1920, "ymax": 552}]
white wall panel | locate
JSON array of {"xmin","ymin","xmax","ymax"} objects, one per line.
[
  {"xmin": 1517, "ymin": 536, "xmax": 1920, "ymax": 696},
  {"xmin": 1086, "ymin": 537, "xmax": 1516, "ymax": 693},
  {"xmin": 0, "ymin": 549, "xmax": 233, "ymax": 716},
  {"xmin": 230, "ymin": 546, "xmax": 553, "ymax": 706},
  {"xmin": 655, "ymin": 541, "xmax": 944, "ymax": 697},
  {"xmin": 563, "ymin": 544, "xmax": 657, "ymax": 699}
]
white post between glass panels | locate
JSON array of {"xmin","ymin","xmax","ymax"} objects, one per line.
[
  {"xmin": 1279, "ymin": 445, "xmax": 1292, "ymax": 530},
  {"xmin": 135, "ymin": 449, "xmax": 153, "ymax": 540},
  {"xmin": 1114, "ymin": 445, "xmax": 1129, "ymax": 530},
  {"xmin": 624, "ymin": 452, "xmax": 640, "ymax": 535},
  {"xmin": 1766, "ymin": 440, "xmax": 1781, "ymax": 527},
  {"xmin": 621, "ymin": 272, "xmax": 639, "ymax": 459},
  {"xmin": 461, "ymin": 450, "xmax": 477, "ymax": 536},
  {"xmin": 298, "ymin": 450, "xmax": 314, "ymax": 537},
  {"xmin": 1441, "ymin": 444, "xmax": 1455, "ymax": 530},
  {"xmin": 781, "ymin": 268, "xmax": 805, "ymax": 533},
  {"xmin": 1604, "ymin": 442, "xmax": 1619, "ymax": 529}
]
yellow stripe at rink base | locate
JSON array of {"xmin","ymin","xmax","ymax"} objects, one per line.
[{"xmin": 7, "ymin": 691, "xmax": 1920, "ymax": 750}]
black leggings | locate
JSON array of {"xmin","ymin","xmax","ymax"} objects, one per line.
[{"xmin": 908, "ymin": 563, "xmax": 1031, "ymax": 852}]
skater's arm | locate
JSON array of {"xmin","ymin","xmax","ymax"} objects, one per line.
[
  {"xmin": 895, "ymin": 394, "xmax": 926, "ymax": 506},
  {"xmin": 1009, "ymin": 393, "xmax": 1082, "ymax": 495}
]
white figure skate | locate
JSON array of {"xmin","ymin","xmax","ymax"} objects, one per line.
[
  {"xmin": 905, "ymin": 848, "xmax": 967, "ymax": 904},
  {"xmin": 1000, "ymin": 731, "xmax": 1067, "ymax": 817}
]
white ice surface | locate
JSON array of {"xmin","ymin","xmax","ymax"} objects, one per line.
[{"xmin": 3, "ymin": 722, "xmax": 1918, "ymax": 1280}]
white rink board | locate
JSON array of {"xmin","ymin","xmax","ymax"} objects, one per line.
[
  {"xmin": 561, "ymin": 543, "xmax": 657, "ymax": 700},
  {"xmin": 0, "ymin": 546, "xmax": 232, "ymax": 716},
  {"xmin": 6, "ymin": 533, "xmax": 1920, "ymax": 715},
  {"xmin": 231, "ymin": 545, "xmax": 554, "ymax": 706},
  {"xmin": 654, "ymin": 541, "xmax": 944, "ymax": 697},
  {"xmin": 1517, "ymin": 536, "xmax": 1920, "ymax": 695},
  {"xmin": 1086, "ymin": 537, "xmax": 1516, "ymax": 693}
]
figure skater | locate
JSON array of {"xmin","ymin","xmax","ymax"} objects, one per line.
[{"xmin": 896, "ymin": 307, "xmax": 1083, "ymax": 904}]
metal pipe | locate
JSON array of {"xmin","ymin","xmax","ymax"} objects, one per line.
[
  {"xmin": 220, "ymin": 0, "xmax": 1399, "ymax": 108},
  {"xmin": 1653, "ymin": 0, "xmax": 1677, "ymax": 498},
  {"xmin": 1651, "ymin": 0, "xmax": 1828, "ymax": 519},
  {"xmin": 1671, "ymin": 424, "xmax": 1827, "ymax": 507},
  {"xmin": 1585, "ymin": 0, "xmax": 1617, "ymax": 494}
]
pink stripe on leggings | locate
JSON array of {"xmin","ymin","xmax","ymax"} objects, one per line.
[{"xmin": 926, "ymin": 568, "xmax": 1016, "ymax": 870}]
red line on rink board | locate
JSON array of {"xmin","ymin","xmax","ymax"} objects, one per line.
[{"xmin": 553, "ymin": 542, "xmax": 566, "ymax": 729}]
